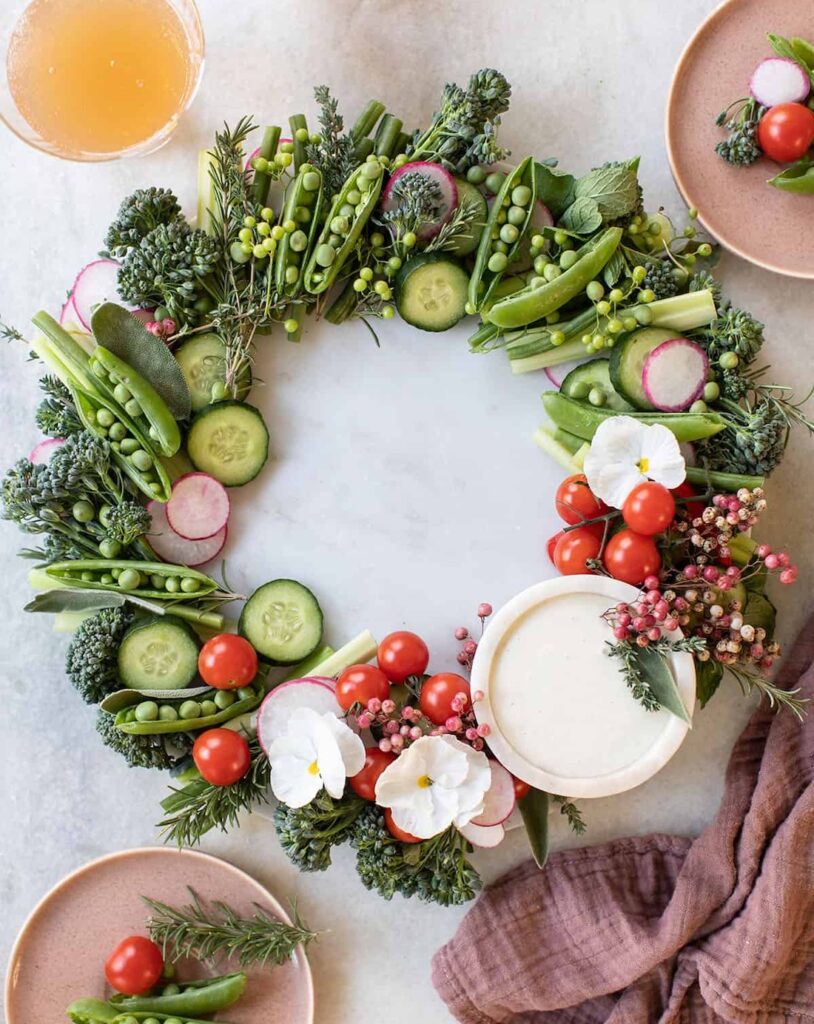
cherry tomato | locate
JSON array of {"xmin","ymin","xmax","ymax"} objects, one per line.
[
  {"xmin": 377, "ymin": 631, "xmax": 430, "ymax": 683},
  {"xmin": 758, "ymin": 103, "xmax": 814, "ymax": 163},
  {"xmin": 349, "ymin": 747, "xmax": 396, "ymax": 801},
  {"xmin": 671, "ymin": 481, "xmax": 705, "ymax": 520},
  {"xmin": 192, "ymin": 728, "xmax": 251, "ymax": 786},
  {"xmin": 512, "ymin": 775, "xmax": 530, "ymax": 801},
  {"xmin": 604, "ymin": 529, "xmax": 661, "ymax": 585},
  {"xmin": 336, "ymin": 664, "xmax": 390, "ymax": 711},
  {"xmin": 554, "ymin": 474, "xmax": 607, "ymax": 525},
  {"xmin": 198, "ymin": 634, "xmax": 258, "ymax": 690},
  {"xmin": 553, "ymin": 527, "xmax": 602, "ymax": 575},
  {"xmin": 104, "ymin": 935, "xmax": 164, "ymax": 995},
  {"xmin": 546, "ymin": 530, "xmax": 565, "ymax": 565},
  {"xmin": 384, "ymin": 807, "xmax": 422, "ymax": 843},
  {"xmin": 622, "ymin": 482, "xmax": 676, "ymax": 536},
  {"xmin": 419, "ymin": 672, "xmax": 471, "ymax": 725}
]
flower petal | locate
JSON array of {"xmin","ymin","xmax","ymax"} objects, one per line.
[
  {"xmin": 314, "ymin": 719, "xmax": 348, "ymax": 799},
  {"xmin": 270, "ymin": 754, "xmax": 322, "ymax": 807},
  {"xmin": 391, "ymin": 785, "xmax": 459, "ymax": 839},
  {"xmin": 639, "ymin": 424, "xmax": 686, "ymax": 488},
  {"xmin": 374, "ymin": 750, "xmax": 423, "ymax": 807},
  {"xmin": 421, "ymin": 735, "xmax": 470, "ymax": 789},
  {"xmin": 321, "ymin": 713, "xmax": 366, "ymax": 776},
  {"xmin": 591, "ymin": 462, "xmax": 646, "ymax": 509}
]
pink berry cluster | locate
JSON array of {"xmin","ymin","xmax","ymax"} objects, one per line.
[
  {"xmin": 354, "ymin": 698, "xmax": 427, "ymax": 754},
  {"xmin": 454, "ymin": 602, "xmax": 493, "ymax": 671},
  {"xmin": 144, "ymin": 316, "xmax": 177, "ymax": 338}
]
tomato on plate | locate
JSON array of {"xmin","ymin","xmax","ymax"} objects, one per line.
[
  {"xmin": 512, "ymin": 775, "xmax": 530, "ymax": 801},
  {"xmin": 554, "ymin": 474, "xmax": 607, "ymax": 525},
  {"xmin": 198, "ymin": 634, "xmax": 258, "ymax": 690},
  {"xmin": 104, "ymin": 935, "xmax": 164, "ymax": 995},
  {"xmin": 349, "ymin": 747, "xmax": 396, "ymax": 801},
  {"xmin": 192, "ymin": 728, "xmax": 251, "ymax": 786},
  {"xmin": 336, "ymin": 664, "xmax": 391, "ymax": 711},
  {"xmin": 604, "ymin": 529, "xmax": 661, "ymax": 585},
  {"xmin": 377, "ymin": 631, "xmax": 430, "ymax": 683},
  {"xmin": 553, "ymin": 527, "xmax": 602, "ymax": 575},
  {"xmin": 384, "ymin": 807, "xmax": 422, "ymax": 844},
  {"xmin": 758, "ymin": 103, "xmax": 814, "ymax": 163},
  {"xmin": 622, "ymin": 482, "xmax": 675, "ymax": 536},
  {"xmin": 419, "ymin": 672, "xmax": 471, "ymax": 725}
]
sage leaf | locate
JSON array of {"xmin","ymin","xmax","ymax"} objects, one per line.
[
  {"xmin": 768, "ymin": 158, "xmax": 814, "ymax": 195},
  {"xmin": 90, "ymin": 303, "xmax": 191, "ymax": 420},
  {"xmin": 559, "ymin": 197, "xmax": 603, "ymax": 235},
  {"xmin": 519, "ymin": 788, "xmax": 549, "ymax": 869},
  {"xmin": 696, "ymin": 659, "xmax": 723, "ymax": 709},
  {"xmin": 533, "ymin": 161, "xmax": 575, "ymax": 218},
  {"xmin": 574, "ymin": 157, "xmax": 641, "ymax": 220},
  {"xmin": 25, "ymin": 587, "xmax": 168, "ymax": 617},
  {"xmin": 633, "ymin": 646, "xmax": 691, "ymax": 724}
]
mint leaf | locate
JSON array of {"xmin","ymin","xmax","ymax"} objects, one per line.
[
  {"xmin": 559, "ymin": 196, "xmax": 602, "ymax": 235},
  {"xmin": 574, "ymin": 157, "xmax": 641, "ymax": 220},
  {"xmin": 533, "ymin": 161, "xmax": 575, "ymax": 217}
]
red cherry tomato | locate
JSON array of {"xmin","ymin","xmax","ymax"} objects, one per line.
[
  {"xmin": 104, "ymin": 935, "xmax": 164, "ymax": 995},
  {"xmin": 622, "ymin": 482, "xmax": 676, "ymax": 536},
  {"xmin": 419, "ymin": 672, "xmax": 471, "ymax": 725},
  {"xmin": 336, "ymin": 664, "xmax": 391, "ymax": 711},
  {"xmin": 758, "ymin": 103, "xmax": 814, "ymax": 163},
  {"xmin": 554, "ymin": 474, "xmax": 607, "ymax": 525},
  {"xmin": 349, "ymin": 747, "xmax": 396, "ymax": 801},
  {"xmin": 671, "ymin": 481, "xmax": 705, "ymax": 520},
  {"xmin": 198, "ymin": 634, "xmax": 258, "ymax": 690},
  {"xmin": 512, "ymin": 776, "xmax": 530, "ymax": 801},
  {"xmin": 553, "ymin": 527, "xmax": 602, "ymax": 575},
  {"xmin": 384, "ymin": 807, "xmax": 422, "ymax": 844},
  {"xmin": 376, "ymin": 631, "xmax": 430, "ymax": 683},
  {"xmin": 604, "ymin": 529, "xmax": 661, "ymax": 585},
  {"xmin": 192, "ymin": 728, "xmax": 251, "ymax": 786},
  {"xmin": 546, "ymin": 530, "xmax": 565, "ymax": 565}
]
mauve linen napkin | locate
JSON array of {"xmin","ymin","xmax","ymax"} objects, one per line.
[{"xmin": 432, "ymin": 613, "xmax": 814, "ymax": 1023}]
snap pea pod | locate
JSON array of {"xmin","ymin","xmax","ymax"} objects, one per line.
[
  {"xmin": 289, "ymin": 113, "xmax": 309, "ymax": 171},
  {"xmin": 768, "ymin": 158, "xmax": 814, "ymax": 194},
  {"xmin": 112, "ymin": 972, "xmax": 247, "ymax": 1016},
  {"xmin": 115, "ymin": 684, "xmax": 262, "ymax": 734},
  {"xmin": 90, "ymin": 346, "xmax": 181, "ymax": 457},
  {"xmin": 45, "ymin": 559, "xmax": 219, "ymax": 600},
  {"xmin": 487, "ymin": 227, "xmax": 623, "ymax": 329},
  {"xmin": 468, "ymin": 156, "xmax": 536, "ymax": 311},
  {"xmin": 542, "ymin": 391, "xmax": 727, "ymax": 443},
  {"xmin": 251, "ymin": 124, "xmax": 281, "ymax": 205},
  {"xmin": 110, "ymin": 1015, "xmax": 233, "ymax": 1024},
  {"xmin": 274, "ymin": 162, "xmax": 324, "ymax": 297},
  {"xmin": 303, "ymin": 158, "xmax": 386, "ymax": 294},
  {"xmin": 66, "ymin": 1000, "xmax": 232, "ymax": 1024}
]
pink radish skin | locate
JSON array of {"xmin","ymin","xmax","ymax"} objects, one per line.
[
  {"xmin": 71, "ymin": 259, "xmax": 123, "ymax": 331},
  {"xmin": 642, "ymin": 337, "xmax": 709, "ymax": 413},
  {"xmin": 381, "ymin": 161, "xmax": 458, "ymax": 241},
  {"xmin": 750, "ymin": 57, "xmax": 810, "ymax": 107},
  {"xmin": 166, "ymin": 472, "xmax": 231, "ymax": 541},
  {"xmin": 245, "ymin": 137, "xmax": 292, "ymax": 174},
  {"xmin": 146, "ymin": 500, "xmax": 227, "ymax": 566},
  {"xmin": 59, "ymin": 295, "xmax": 81, "ymax": 327},
  {"xmin": 546, "ymin": 358, "xmax": 582, "ymax": 390},
  {"xmin": 470, "ymin": 760, "xmax": 515, "ymax": 826},
  {"xmin": 458, "ymin": 820, "xmax": 506, "ymax": 848},
  {"xmin": 29, "ymin": 437, "xmax": 64, "ymax": 463},
  {"xmin": 257, "ymin": 678, "xmax": 341, "ymax": 755}
]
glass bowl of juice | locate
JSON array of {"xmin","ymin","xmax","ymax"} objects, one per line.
[{"xmin": 1, "ymin": 0, "xmax": 204, "ymax": 161}]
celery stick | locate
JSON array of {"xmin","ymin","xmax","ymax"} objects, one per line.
[
  {"xmin": 196, "ymin": 149, "xmax": 217, "ymax": 235},
  {"xmin": 311, "ymin": 631, "xmax": 378, "ymax": 678},
  {"xmin": 645, "ymin": 289, "xmax": 717, "ymax": 332},
  {"xmin": 510, "ymin": 336, "xmax": 587, "ymax": 374},
  {"xmin": 532, "ymin": 425, "xmax": 584, "ymax": 473},
  {"xmin": 53, "ymin": 609, "xmax": 95, "ymax": 633}
]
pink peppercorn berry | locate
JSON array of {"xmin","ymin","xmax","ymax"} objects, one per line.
[{"xmin": 477, "ymin": 603, "xmax": 493, "ymax": 618}]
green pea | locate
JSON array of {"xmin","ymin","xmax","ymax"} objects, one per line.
[
  {"xmin": 179, "ymin": 700, "xmax": 201, "ymax": 720},
  {"xmin": 150, "ymin": 574, "xmax": 166, "ymax": 590},
  {"xmin": 124, "ymin": 398, "xmax": 142, "ymax": 419},
  {"xmin": 689, "ymin": 399, "xmax": 708, "ymax": 414},
  {"xmin": 285, "ymin": 265, "xmax": 300, "ymax": 285},
  {"xmin": 492, "ymin": 240, "xmax": 509, "ymax": 254},
  {"xmin": 499, "ymin": 223, "xmax": 519, "ymax": 245},
  {"xmin": 530, "ymin": 275, "xmax": 546, "ymax": 289},
  {"xmin": 214, "ymin": 690, "xmax": 236, "ymax": 709},
  {"xmin": 100, "ymin": 573, "xmax": 114, "ymax": 585},
  {"xmin": 485, "ymin": 171, "xmax": 505, "ymax": 194},
  {"xmin": 162, "ymin": 983, "xmax": 181, "ymax": 996},
  {"xmin": 294, "ymin": 205, "xmax": 311, "ymax": 224},
  {"xmin": 135, "ymin": 701, "xmax": 159, "ymax": 722},
  {"xmin": 330, "ymin": 215, "xmax": 349, "ymax": 235},
  {"xmin": 143, "ymin": 1018, "xmax": 161, "ymax": 1024},
  {"xmin": 81, "ymin": 571, "xmax": 94, "ymax": 582},
  {"xmin": 634, "ymin": 305, "xmax": 654, "ymax": 325},
  {"xmin": 180, "ymin": 577, "xmax": 201, "ymax": 594},
  {"xmin": 113, "ymin": 383, "xmax": 132, "ymax": 404},
  {"xmin": 158, "ymin": 705, "xmax": 179, "ymax": 722},
  {"xmin": 120, "ymin": 438, "xmax": 140, "ymax": 455},
  {"xmin": 315, "ymin": 243, "xmax": 336, "ymax": 267},
  {"xmin": 108, "ymin": 421, "xmax": 127, "ymax": 442},
  {"xmin": 339, "ymin": 203, "xmax": 355, "ymax": 219},
  {"xmin": 360, "ymin": 160, "xmax": 382, "ymax": 179},
  {"xmin": 289, "ymin": 229, "xmax": 308, "ymax": 252},
  {"xmin": 346, "ymin": 189, "xmax": 362, "ymax": 206},
  {"xmin": 703, "ymin": 381, "xmax": 720, "ymax": 402},
  {"xmin": 237, "ymin": 686, "xmax": 255, "ymax": 701},
  {"xmin": 200, "ymin": 700, "xmax": 218, "ymax": 717},
  {"xmin": 487, "ymin": 252, "xmax": 508, "ymax": 274},
  {"xmin": 131, "ymin": 449, "xmax": 153, "ymax": 472},
  {"xmin": 533, "ymin": 255, "xmax": 550, "ymax": 275},
  {"xmin": 117, "ymin": 1017, "xmax": 139, "ymax": 1024},
  {"xmin": 96, "ymin": 407, "xmax": 115, "ymax": 428},
  {"xmin": 719, "ymin": 351, "xmax": 739, "ymax": 370},
  {"xmin": 466, "ymin": 165, "xmax": 486, "ymax": 185},
  {"xmin": 543, "ymin": 264, "xmax": 562, "ymax": 282},
  {"xmin": 511, "ymin": 184, "xmax": 532, "ymax": 206},
  {"xmin": 507, "ymin": 205, "xmax": 526, "ymax": 226},
  {"xmin": 302, "ymin": 170, "xmax": 321, "ymax": 192},
  {"xmin": 118, "ymin": 568, "xmax": 142, "ymax": 591},
  {"xmin": 99, "ymin": 538, "xmax": 121, "ymax": 559},
  {"xmin": 570, "ymin": 381, "xmax": 591, "ymax": 400},
  {"xmin": 554, "ymin": 229, "xmax": 568, "ymax": 246},
  {"xmin": 72, "ymin": 499, "xmax": 95, "ymax": 523},
  {"xmin": 328, "ymin": 233, "xmax": 343, "ymax": 248},
  {"xmin": 164, "ymin": 1018, "xmax": 184, "ymax": 1024},
  {"xmin": 588, "ymin": 387, "xmax": 607, "ymax": 407},
  {"xmin": 559, "ymin": 250, "xmax": 578, "ymax": 270},
  {"xmin": 111, "ymin": 568, "xmax": 121, "ymax": 580}
]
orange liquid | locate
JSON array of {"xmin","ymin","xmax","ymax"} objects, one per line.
[{"xmin": 7, "ymin": 0, "xmax": 196, "ymax": 155}]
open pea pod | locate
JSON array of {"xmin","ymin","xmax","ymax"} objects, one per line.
[
  {"xmin": 468, "ymin": 156, "xmax": 536, "ymax": 311},
  {"xmin": 303, "ymin": 158, "xmax": 386, "ymax": 294},
  {"xmin": 275, "ymin": 163, "xmax": 324, "ymax": 297},
  {"xmin": 44, "ymin": 560, "xmax": 219, "ymax": 601},
  {"xmin": 114, "ymin": 685, "xmax": 262, "ymax": 734},
  {"xmin": 541, "ymin": 392, "xmax": 727, "ymax": 443},
  {"xmin": 112, "ymin": 971, "xmax": 247, "ymax": 1017},
  {"xmin": 90, "ymin": 346, "xmax": 182, "ymax": 457},
  {"xmin": 66, "ymin": 999, "xmax": 235, "ymax": 1024},
  {"xmin": 101, "ymin": 685, "xmax": 212, "ymax": 714}
]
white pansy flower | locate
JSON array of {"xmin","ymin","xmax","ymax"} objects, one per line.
[
  {"xmin": 374, "ymin": 735, "xmax": 491, "ymax": 840},
  {"xmin": 269, "ymin": 706, "xmax": 365, "ymax": 808},
  {"xmin": 584, "ymin": 415, "xmax": 686, "ymax": 509}
]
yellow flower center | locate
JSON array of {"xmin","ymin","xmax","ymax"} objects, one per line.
[
  {"xmin": 308, "ymin": 760, "xmax": 320, "ymax": 776},
  {"xmin": 417, "ymin": 774, "xmax": 433, "ymax": 788},
  {"xmin": 637, "ymin": 456, "xmax": 650, "ymax": 474}
]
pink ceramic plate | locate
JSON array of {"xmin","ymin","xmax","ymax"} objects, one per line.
[
  {"xmin": 667, "ymin": 0, "xmax": 814, "ymax": 279},
  {"xmin": 4, "ymin": 847, "xmax": 314, "ymax": 1024}
]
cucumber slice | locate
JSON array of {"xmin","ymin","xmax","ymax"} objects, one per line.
[
  {"xmin": 175, "ymin": 333, "xmax": 252, "ymax": 412},
  {"xmin": 561, "ymin": 358, "xmax": 633, "ymax": 413},
  {"xmin": 239, "ymin": 579, "xmax": 324, "ymax": 664},
  {"xmin": 448, "ymin": 179, "xmax": 488, "ymax": 257},
  {"xmin": 118, "ymin": 616, "xmax": 200, "ymax": 690},
  {"xmin": 395, "ymin": 254, "xmax": 469, "ymax": 332},
  {"xmin": 608, "ymin": 327, "xmax": 676, "ymax": 410},
  {"xmin": 186, "ymin": 401, "xmax": 269, "ymax": 487}
]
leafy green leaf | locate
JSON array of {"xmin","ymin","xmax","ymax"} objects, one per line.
[
  {"xmin": 559, "ymin": 197, "xmax": 603, "ymax": 235},
  {"xmin": 603, "ymin": 249, "xmax": 626, "ymax": 287},
  {"xmin": 696, "ymin": 659, "xmax": 723, "ymax": 709},
  {"xmin": 743, "ymin": 591, "xmax": 777, "ymax": 636},
  {"xmin": 574, "ymin": 157, "xmax": 641, "ymax": 219},
  {"xmin": 90, "ymin": 303, "xmax": 191, "ymax": 420},
  {"xmin": 519, "ymin": 788, "xmax": 549, "ymax": 868},
  {"xmin": 632, "ymin": 646, "xmax": 692, "ymax": 724},
  {"xmin": 768, "ymin": 158, "xmax": 814, "ymax": 195},
  {"xmin": 533, "ymin": 161, "xmax": 575, "ymax": 217},
  {"xmin": 25, "ymin": 587, "xmax": 168, "ymax": 617}
]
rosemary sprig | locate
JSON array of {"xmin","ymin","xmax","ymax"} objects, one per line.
[
  {"xmin": 306, "ymin": 86, "xmax": 357, "ymax": 199},
  {"xmin": 424, "ymin": 197, "xmax": 485, "ymax": 254},
  {"xmin": 144, "ymin": 889, "xmax": 318, "ymax": 968},
  {"xmin": 0, "ymin": 317, "xmax": 24, "ymax": 342},
  {"xmin": 552, "ymin": 795, "xmax": 586, "ymax": 835},
  {"xmin": 728, "ymin": 666, "xmax": 808, "ymax": 721}
]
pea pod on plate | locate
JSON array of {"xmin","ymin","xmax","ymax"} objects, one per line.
[
  {"xmin": 274, "ymin": 162, "xmax": 324, "ymax": 297},
  {"xmin": 66, "ymin": 999, "xmax": 235, "ymax": 1024},
  {"xmin": 112, "ymin": 971, "xmax": 247, "ymax": 1017},
  {"xmin": 44, "ymin": 559, "xmax": 219, "ymax": 600}
]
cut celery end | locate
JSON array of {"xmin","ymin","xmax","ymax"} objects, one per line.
[
  {"xmin": 533, "ymin": 425, "xmax": 584, "ymax": 473},
  {"xmin": 29, "ymin": 569, "xmax": 66, "ymax": 592},
  {"xmin": 572, "ymin": 442, "xmax": 590, "ymax": 470},
  {"xmin": 53, "ymin": 609, "xmax": 95, "ymax": 633},
  {"xmin": 647, "ymin": 289, "xmax": 717, "ymax": 332},
  {"xmin": 311, "ymin": 630, "xmax": 378, "ymax": 678},
  {"xmin": 510, "ymin": 337, "xmax": 587, "ymax": 374}
]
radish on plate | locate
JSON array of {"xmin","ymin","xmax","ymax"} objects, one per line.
[
  {"xmin": 146, "ymin": 499, "xmax": 227, "ymax": 566},
  {"xmin": 166, "ymin": 472, "xmax": 231, "ymax": 541},
  {"xmin": 750, "ymin": 57, "xmax": 810, "ymax": 108},
  {"xmin": 642, "ymin": 337, "xmax": 708, "ymax": 412},
  {"xmin": 470, "ymin": 760, "xmax": 516, "ymax": 827},
  {"xmin": 458, "ymin": 820, "xmax": 506, "ymax": 848},
  {"xmin": 381, "ymin": 162, "xmax": 458, "ymax": 241},
  {"xmin": 70, "ymin": 259, "xmax": 123, "ymax": 331},
  {"xmin": 28, "ymin": 437, "xmax": 64, "ymax": 463},
  {"xmin": 256, "ymin": 677, "xmax": 341, "ymax": 754}
]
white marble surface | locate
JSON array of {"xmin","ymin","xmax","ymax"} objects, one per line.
[{"xmin": 2, "ymin": 1, "xmax": 813, "ymax": 1020}]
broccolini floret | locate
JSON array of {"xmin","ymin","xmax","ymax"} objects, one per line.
[
  {"xmin": 715, "ymin": 98, "xmax": 765, "ymax": 168},
  {"xmin": 66, "ymin": 607, "xmax": 133, "ymax": 703},
  {"xmin": 689, "ymin": 269, "xmax": 722, "ymax": 308},
  {"xmin": 273, "ymin": 790, "xmax": 365, "ymax": 872},
  {"xmin": 103, "ymin": 501, "xmax": 151, "ymax": 547},
  {"xmin": 642, "ymin": 259, "xmax": 680, "ymax": 300},
  {"xmin": 34, "ymin": 376, "xmax": 82, "ymax": 438},
  {"xmin": 696, "ymin": 394, "xmax": 788, "ymax": 476},
  {"xmin": 96, "ymin": 708, "xmax": 194, "ymax": 770},
  {"xmin": 698, "ymin": 307, "xmax": 765, "ymax": 365},
  {"xmin": 104, "ymin": 186, "xmax": 183, "ymax": 258}
]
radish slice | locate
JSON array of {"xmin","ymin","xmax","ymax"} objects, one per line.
[
  {"xmin": 29, "ymin": 437, "xmax": 64, "ymax": 463},
  {"xmin": 257, "ymin": 677, "xmax": 341, "ymax": 754},
  {"xmin": 750, "ymin": 57, "xmax": 810, "ymax": 107},
  {"xmin": 59, "ymin": 295, "xmax": 81, "ymax": 327},
  {"xmin": 71, "ymin": 259, "xmax": 123, "ymax": 331},
  {"xmin": 545, "ymin": 358, "xmax": 582, "ymax": 389},
  {"xmin": 146, "ymin": 500, "xmax": 227, "ymax": 566},
  {"xmin": 131, "ymin": 308, "xmax": 155, "ymax": 326},
  {"xmin": 166, "ymin": 472, "xmax": 231, "ymax": 541},
  {"xmin": 458, "ymin": 820, "xmax": 506, "ymax": 849},
  {"xmin": 470, "ymin": 760, "xmax": 516, "ymax": 827},
  {"xmin": 642, "ymin": 337, "xmax": 708, "ymax": 413},
  {"xmin": 381, "ymin": 161, "xmax": 458, "ymax": 241}
]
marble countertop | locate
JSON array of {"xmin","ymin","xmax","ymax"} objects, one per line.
[{"xmin": 2, "ymin": 1, "xmax": 813, "ymax": 1020}]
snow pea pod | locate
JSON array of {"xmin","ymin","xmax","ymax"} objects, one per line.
[
  {"xmin": 487, "ymin": 227, "xmax": 623, "ymax": 329},
  {"xmin": 468, "ymin": 156, "xmax": 536, "ymax": 311},
  {"xmin": 90, "ymin": 346, "xmax": 182, "ymax": 457},
  {"xmin": 111, "ymin": 1013, "xmax": 235, "ymax": 1024},
  {"xmin": 44, "ymin": 559, "xmax": 219, "ymax": 600},
  {"xmin": 115, "ymin": 686, "xmax": 261, "ymax": 734},
  {"xmin": 274, "ymin": 162, "xmax": 324, "ymax": 297},
  {"xmin": 768, "ymin": 158, "xmax": 814, "ymax": 194},
  {"xmin": 112, "ymin": 972, "xmax": 247, "ymax": 1016},
  {"xmin": 542, "ymin": 391, "xmax": 727, "ymax": 443}
]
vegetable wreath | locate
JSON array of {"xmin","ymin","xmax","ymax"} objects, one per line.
[{"xmin": 2, "ymin": 69, "xmax": 811, "ymax": 908}]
